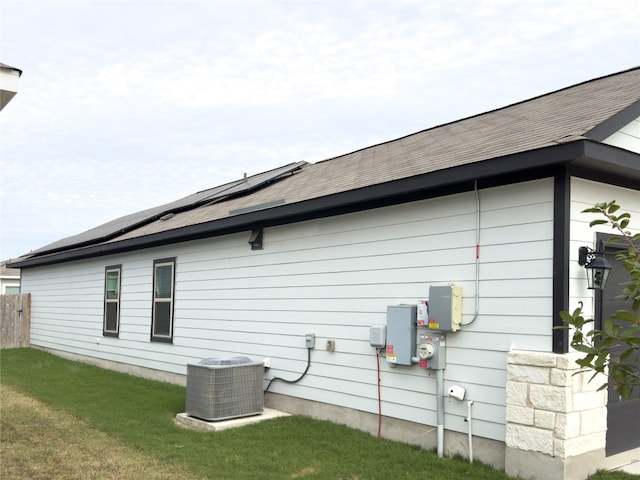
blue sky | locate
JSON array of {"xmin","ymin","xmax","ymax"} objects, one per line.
[{"xmin": 1, "ymin": 0, "xmax": 639, "ymax": 261}]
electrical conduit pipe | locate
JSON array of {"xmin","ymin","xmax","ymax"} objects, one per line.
[{"xmin": 433, "ymin": 181, "xmax": 481, "ymax": 459}]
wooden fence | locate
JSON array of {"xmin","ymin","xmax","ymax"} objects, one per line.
[{"xmin": 0, "ymin": 293, "xmax": 30, "ymax": 349}]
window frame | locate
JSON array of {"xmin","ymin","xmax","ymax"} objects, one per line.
[
  {"xmin": 151, "ymin": 257, "xmax": 176, "ymax": 343},
  {"xmin": 103, "ymin": 265, "xmax": 122, "ymax": 337}
]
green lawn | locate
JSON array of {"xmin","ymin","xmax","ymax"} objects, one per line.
[{"xmin": 0, "ymin": 348, "xmax": 636, "ymax": 480}]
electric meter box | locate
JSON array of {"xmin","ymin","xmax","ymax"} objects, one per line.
[
  {"xmin": 427, "ymin": 285, "xmax": 462, "ymax": 332},
  {"xmin": 418, "ymin": 332, "xmax": 446, "ymax": 370},
  {"xmin": 385, "ymin": 305, "xmax": 417, "ymax": 365}
]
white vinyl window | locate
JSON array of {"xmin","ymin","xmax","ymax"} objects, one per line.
[
  {"xmin": 103, "ymin": 266, "xmax": 121, "ymax": 336},
  {"xmin": 151, "ymin": 258, "xmax": 175, "ymax": 342}
]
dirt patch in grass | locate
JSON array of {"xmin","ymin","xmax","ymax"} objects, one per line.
[{"xmin": 1, "ymin": 384, "xmax": 201, "ymax": 480}]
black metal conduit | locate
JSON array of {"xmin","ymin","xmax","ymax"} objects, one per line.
[{"xmin": 264, "ymin": 347, "xmax": 312, "ymax": 393}]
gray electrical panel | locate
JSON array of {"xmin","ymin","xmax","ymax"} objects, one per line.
[
  {"xmin": 427, "ymin": 285, "xmax": 462, "ymax": 332},
  {"xmin": 385, "ymin": 305, "xmax": 416, "ymax": 365}
]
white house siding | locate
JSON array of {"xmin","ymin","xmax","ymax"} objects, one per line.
[
  {"xmin": 22, "ymin": 177, "xmax": 556, "ymax": 443},
  {"xmin": 569, "ymin": 178, "xmax": 640, "ymax": 319},
  {"xmin": 603, "ymin": 116, "xmax": 640, "ymax": 153}
]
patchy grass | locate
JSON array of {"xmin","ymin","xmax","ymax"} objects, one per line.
[
  {"xmin": 1, "ymin": 348, "xmax": 636, "ymax": 479},
  {"xmin": 1, "ymin": 385, "xmax": 200, "ymax": 480},
  {"xmin": 589, "ymin": 471, "xmax": 640, "ymax": 480}
]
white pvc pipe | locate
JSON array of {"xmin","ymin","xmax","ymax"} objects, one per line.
[
  {"xmin": 436, "ymin": 369, "xmax": 445, "ymax": 458},
  {"xmin": 467, "ymin": 400, "xmax": 475, "ymax": 463}
]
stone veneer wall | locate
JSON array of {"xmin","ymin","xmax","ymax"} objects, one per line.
[{"xmin": 505, "ymin": 350, "xmax": 608, "ymax": 480}]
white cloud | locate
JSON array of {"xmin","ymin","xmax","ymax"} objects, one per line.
[{"xmin": 0, "ymin": 0, "xmax": 638, "ymax": 259}]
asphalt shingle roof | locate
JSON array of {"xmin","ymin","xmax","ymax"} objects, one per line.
[{"xmin": 17, "ymin": 66, "xmax": 640, "ymax": 262}]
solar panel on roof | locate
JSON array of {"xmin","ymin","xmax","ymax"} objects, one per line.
[{"xmin": 28, "ymin": 161, "xmax": 307, "ymax": 257}]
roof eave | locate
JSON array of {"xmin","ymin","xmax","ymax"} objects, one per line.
[{"xmin": 10, "ymin": 140, "xmax": 639, "ymax": 269}]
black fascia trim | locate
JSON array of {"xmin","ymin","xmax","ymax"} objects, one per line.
[
  {"xmin": 569, "ymin": 163, "xmax": 640, "ymax": 190},
  {"xmin": 17, "ymin": 140, "xmax": 632, "ymax": 270},
  {"xmin": 567, "ymin": 142, "xmax": 640, "ymax": 190},
  {"xmin": 569, "ymin": 165, "xmax": 640, "ymax": 191},
  {"xmin": 586, "ymin": 99, "xmax": 640, "ymax": 141},
  {"xmin": 583, "ymin": 140, "xmax": 640, "ymax": 170},
  {"xmin": 11, "ymin": 141, "xmax": 591, "ymax": 269},
  {"xmin": 552, "ymin": 170, "xmax": 571, "ymax": 354},
  {"xmin": 580, "ymin": 142, "xmax": 640, "ymax": 183}
]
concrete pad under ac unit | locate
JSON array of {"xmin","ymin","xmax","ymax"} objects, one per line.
[{"xmin": 175, "ymin": 408, "xmax": 291, "ymax": 432}]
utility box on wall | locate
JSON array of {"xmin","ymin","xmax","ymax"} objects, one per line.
[
  {"xmin": 417, "ymin": 332, "xmax": 446, "ymax": 370},
  {"xmin": 427, "ymin": 285, "xmax": 462, "ymax": 332},
  {"xmin": 386, "ymin": 305, "xmax": 416, "ymax": 365}
]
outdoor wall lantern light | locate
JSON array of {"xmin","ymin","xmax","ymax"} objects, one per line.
[{"xmin": 578, "ymin": 240, "xmax": 612, "ymax": 290}]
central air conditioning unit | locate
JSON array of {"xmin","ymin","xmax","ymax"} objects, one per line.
[{"xmin": 186, "ymin": 356, "xmax": 264, "ymax": 421}]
